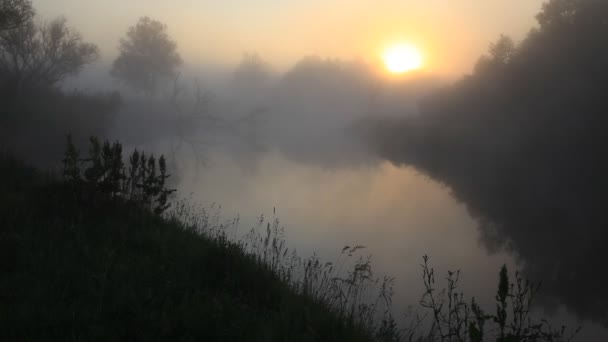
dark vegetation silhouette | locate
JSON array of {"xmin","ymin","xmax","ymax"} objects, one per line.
[
  {"xmin": 0, "ymin": 142, "xmax": 375, "ymax": 341},
  {"xmin": 0, "ymin": 0, "xmax": 599, "ymax": 339},
  {"xmin": 361, "ymin": 0, "xmax": 608, "ymax": 325},
  {"xmin": 0, "ymin": 16, "xmax": 98, "ymax": 91},
  {"xmin": 0, "ymin": 0, "xmax": 32, "ymax": 31},
  {"xmin": 62, "ymin": 135, "xmax": 176, "ymax": 215},
  {"xmin": 0, "ymin": 0, "xmax": 119, "ymax": 166},
  {"xmin": 0, "ymin": 138, "xmax": 578, "ymax": 341},
  {"xmin": 409, "ymin": 256, "xmax": 579, "ymax": 342},
  {"xmin": 111, "ymin": 17, "xmax": 182, "ymax": 97}
]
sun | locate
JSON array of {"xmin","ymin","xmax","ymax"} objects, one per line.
[{"xmin": 383, "ymin": 44, "xmax": 424, "ymax": 74}]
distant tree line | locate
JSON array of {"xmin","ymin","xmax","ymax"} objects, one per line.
[
  {"xmin": 363, "ymin": 0, "xmax": 608, "ymax": 326},
  {"xmin": 0, "ymin": 1, "xmax": 182, "ymax": 95}
]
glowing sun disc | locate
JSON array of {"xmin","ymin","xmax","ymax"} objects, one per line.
[{"xmin": 383, "ymin": 44, "xmax": 423, "ymax": 73}]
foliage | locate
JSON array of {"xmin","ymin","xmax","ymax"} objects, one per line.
[
  {"xmin": 0, "ymin": 150, "xmax": 375, "ymax": 341},
  {"xmin": 362, "ymin": 0, "xmax": 608, "ymax": 325},
  {"xmin": 0, "ymin": 0, "xmax": 33, "ymax": 31},
  {"xmin": 111, "ymin": 17, "xmax": 182, "ymax": 96},
  {"xmin": 474, "ymin": 35, "xmax": 516, "ymax": 73},
  {"xmin": 0, "ymin": 1, "xmax": 116, "ymax": 167},
  {"xmin": 233, "ymin": 53, "xmax": 273, "ymax": 86},
  {"xmin": 414, "ymin": 256, "xmax": 580, "ymax": 342},
  {"xmin": 0, "ymin": 16, "xmax": 98, "ymax": 90},
  {"xmin": 222, "ymin": 211, "xmax": 398, "ymax": 338},
  {"xmin": 1, "ymin": 140, "xmax": 586, "ymax": 341},
  {"xmin": 62, "ymin": 135, "xmax": 176, "ymax": 215}
]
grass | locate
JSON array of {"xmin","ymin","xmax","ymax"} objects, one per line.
[
  {"xmin": 0, "ymin": 143, "xmax": 582, "ymax": 342},
  {"xmin": 0, "ymin": 151, "xmax": 377, "ymax": 341}
]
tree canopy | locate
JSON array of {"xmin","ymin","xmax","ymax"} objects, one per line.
[
  {"xmin": 364, "ymin": 0, "xmax": 608, "ymax": 325},
  {"xmin": 111, "ymin": 17, "xmax": 182, "ymax": 96},
  {"xmin": 0, "ymin": 16, "xmax": 98, "ymax": 90},
  {"xmin": 233, "ymin": 53, "xmax": 273, "ymax": 85},
  {"xmin": 0, "ymin": 0, "xmax": 33, "ymax": 31}
]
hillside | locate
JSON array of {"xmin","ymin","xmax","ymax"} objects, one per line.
[{"xmin": 0, "ymin": 152, "xmax": 373, "ymax": 341}]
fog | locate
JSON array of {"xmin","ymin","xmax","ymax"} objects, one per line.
[
  {"xmin": 3, "ymin": 0, "xmax": 608, "ymax": 340},
  {"xmin": 33, "ymin": 0, "xmax": 544, "ymax": 77}
]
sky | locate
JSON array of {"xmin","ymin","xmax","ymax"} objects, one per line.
[
  {"xmin": 12, "ymin": 1, "xmax": 608, "ymax": 339},
  {"xmin": 34, "ymin": 0, "xmax": 545, "ymax": 77}
]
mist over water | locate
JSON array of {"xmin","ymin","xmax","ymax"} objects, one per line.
[
  {"xmin": 177, "ymin": 147, "xmax": 508, "ymax": 300},
  {"xmin": 105, "ymin": 52, "xmax": 608, "ymax": 340},
  {"xmin": 62, "ymin": 45, "xmax": 605, "ymax": 339},
  {"xmin": 175, "ymin": 148, "xmax": 608, "ymax": 340},
  {"xmin": 4, "ymin": 0, "xmax": 608, "ymax": 340}
]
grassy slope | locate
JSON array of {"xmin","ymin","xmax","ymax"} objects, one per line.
[{"xmin": 0, "ymin": 155, "xmax": 372, "ymax": 341}]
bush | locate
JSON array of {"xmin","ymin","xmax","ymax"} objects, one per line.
[
  {"xmin": 413, "ymin": 256, "xmax": 580, "ymax": 342},
  {"xmin": 62, "ymin": 135, "xmax": 175, "ymax": 215}
]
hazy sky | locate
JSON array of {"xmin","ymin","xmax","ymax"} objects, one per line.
[{"xmin": 34, "ymin": 0, "xmax": 545, "ymax": 77}]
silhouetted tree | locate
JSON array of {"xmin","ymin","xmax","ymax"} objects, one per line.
[
  {"xmin": 111, "ymin": 17, "xmax": 182, "ymax": 96},
  {"xmin": 474, "ymin": 35, "xmax": 516, "ymax": 74},
  {"xmin": 0, "ymin": 0, "xmax": 33, "ymax": 31},
  {"xmin": 233, "ymin": 53, "xmax": 272, "ymax": 86},
  {"xmin": 228, "ymin": 53, "xmax": 273, "ymax": 117},
  {"xmin": 536, "ymin": 0, "xmax": 581, "ymax": 30},
  {"xmin": 0, "ymin": 16, "xmax": 98, "ymax": 90},
  {"xmin": 364, "ymin": 0, "xmax": 608, "ymax": 326}
]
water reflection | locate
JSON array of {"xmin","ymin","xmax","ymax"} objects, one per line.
[
  {"xmin": 174, "ymin": 148, "xmax": 608, "ymax": 340},
  {"xmin": 179, "ymin": 149, "xmax": 513, "ymax": 310}
]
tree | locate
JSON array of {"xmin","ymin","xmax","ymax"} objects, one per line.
[
  {"xmin": 62, "ymin": 136, "xmax": 176, "ymax": 214},
  {"xmin": 229, "ymin": 53, "xmax": 273, "ymax": 106},
  {"xmin": 0, "ymin": 0, "xmax": 33, "ymax": 31},
  {"xmin": 488, "ymin": 35, "xmax": 515, "ymax": 65},
  {"xmin": 111, "ymin": 17, "xmax": 182, "ymax": 96},
  {"xmin": 365, "ymin": 0, "xmax": 608, "ymax": 327},
  {"xmin": 233, "ymin": 53, "xmax": 272, "ymax": 85},
  {"xmin": 474, "ymin": 35, "xmax": 516, "ymax": 74},
  {"xmin": 536, "ymin": 0, "xmax": 580, "ymax": 30},
  {"xmin": 0, "ymin": 16, "xmax": 99, "ymax": 90}
]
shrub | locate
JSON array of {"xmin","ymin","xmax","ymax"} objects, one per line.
[
  {"xmin": 62, "ymin": 134, "xmax": 175, "ymax": 214},
  {"xmin": 415, "ymin": 256, "xmax": 580, "ymax": 342}
]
